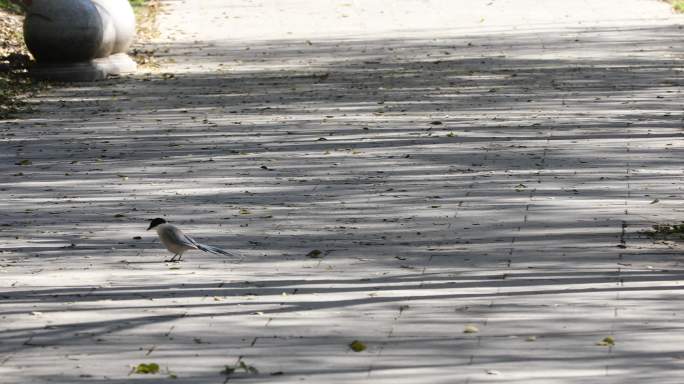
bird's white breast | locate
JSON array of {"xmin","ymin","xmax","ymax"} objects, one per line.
[{"xmin": 156, "ymin": 224, "xmax": 196, "ymax": 253}]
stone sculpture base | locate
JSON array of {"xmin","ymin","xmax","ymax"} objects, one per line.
[{"xmin": 30, "ymin": 53, "xmax": 137, "ymax": 82}]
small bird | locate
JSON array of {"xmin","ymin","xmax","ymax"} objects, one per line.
[{"xmin": 147, "ymin": 218, "xmax": 236, "ymax": 262}]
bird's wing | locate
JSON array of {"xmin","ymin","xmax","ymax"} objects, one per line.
[
  {"xmin": 165, "ymin": 225, "xmax": 239, "ymax": 258},
  {"xmin": 162, "ymin": 226, "xmax": 199, "ymax": 249}
]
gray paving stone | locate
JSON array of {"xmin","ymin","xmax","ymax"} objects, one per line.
[{"xmin": 2, "ymin": 0, "xmax": 684, "ymax": 382}]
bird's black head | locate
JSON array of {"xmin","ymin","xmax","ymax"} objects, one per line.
[{"xmin": 147, "ymin": 218, "xmax": 167, "ymax": 230}]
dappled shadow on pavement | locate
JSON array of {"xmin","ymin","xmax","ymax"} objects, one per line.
[{"xmin": 2, "ymin": 22, "xmax": 684, "ymax": 383}]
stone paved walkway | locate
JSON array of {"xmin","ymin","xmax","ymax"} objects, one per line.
[{"xmin": 2, "ymin": 0, "xmax": 684, "ymax": 382}]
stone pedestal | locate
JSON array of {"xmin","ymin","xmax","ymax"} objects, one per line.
[{"xmin": 24, "ymin": 0, "xmax": 137, "ymax": 81}]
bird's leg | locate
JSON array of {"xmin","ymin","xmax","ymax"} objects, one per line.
[
  {"xmin": 165, "ymin": 253, "xmax": 179, "ymax": 263},
  {"xmin": 177, "ymin": 252, "xmax": 184, "ymax": 261}
]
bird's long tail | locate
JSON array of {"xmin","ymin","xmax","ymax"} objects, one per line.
[{"xmin": 196, "ymin": 243, "xmax": 238, "ymax": 257}]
